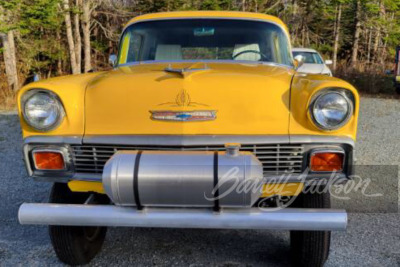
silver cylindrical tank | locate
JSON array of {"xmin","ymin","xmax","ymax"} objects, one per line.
[{"xmin": 102, "ymin": 149, "xmax": 263, "ymax": 208}]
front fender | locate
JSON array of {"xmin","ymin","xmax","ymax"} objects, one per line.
[
  {"xmin": 289, "ymin": 74, "xmax": 359, "ymax": 141},
  {"xmin": 17, "ymin": 72, "xmax": 106, "ymax": 139}
]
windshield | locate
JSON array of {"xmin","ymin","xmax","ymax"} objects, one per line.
[
  {"xmin": 118, "ymin": 19, "xmax": 293, "ymax": 66},
  {"xmin": 292, "ymin": 51, "xmax": 324, "ymax": 64}
]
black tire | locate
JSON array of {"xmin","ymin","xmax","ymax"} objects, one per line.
[
  {"xmin": 48, "ymin": 183, "xmax": 108, "ymax": 265},
  {"xmin": 290, "ymin": 189, "xmax": 331, "ymax": 267}
]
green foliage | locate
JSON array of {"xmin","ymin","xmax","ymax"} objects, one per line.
[
  {"xmin": 198, "ymin": 0, "xmax": 223, "ymax": 10},
  {"xmin": 19, "ymin": 0, "xmax": 62, "ymax": 33},
  {"xmin": 0, "ymin": 0, "xmax": 22, "ymax": 32},
  {"xmin": 0, "ymin": 0, "xmax": 21, "ymax": 10}
]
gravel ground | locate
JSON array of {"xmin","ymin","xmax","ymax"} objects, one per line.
[{"xmin": 0, "ymin": 96, "xmax": 399, "ymax": 266}]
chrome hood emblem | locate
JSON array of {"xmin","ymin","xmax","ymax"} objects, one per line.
[
  {"xmin": 151, "ymin": 83, "xmax": 215, "ymax": 121},
  {"xmin": 150, "ymin": 110, "xmax": 217, "ymax": 122}
]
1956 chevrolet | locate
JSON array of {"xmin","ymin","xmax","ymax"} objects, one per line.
[{"xmin": 17, "ymin": 11, "xmax": 358, "ymax": 266}]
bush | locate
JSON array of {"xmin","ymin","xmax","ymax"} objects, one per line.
[
  {"xmin": 0, "ymin": 87, "xmax": 17, "ymax": 111},
  {"xmin": 334, "ymin": 62, "xmax": 396, "ymax": 96}
]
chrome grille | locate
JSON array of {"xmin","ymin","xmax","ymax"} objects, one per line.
[{"xmin": 70, "ymin": 144, "xmax": 304, "ymax": 176}]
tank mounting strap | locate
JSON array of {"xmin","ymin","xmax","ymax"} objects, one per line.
[
  {"xmin": 213, "ymin": 151, "xmax": 220, "ymax": 212},
  {"xmin": 133, "ymin": 151, "xmax": 143, "ymax": 210}
]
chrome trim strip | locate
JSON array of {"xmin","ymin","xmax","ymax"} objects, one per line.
[
  {"xmin": 31, "ymin": 173, "xmax": 102, "ymax": 183},
  {"xmin": 72, "ymin": 173, "xmax": 102, "ymax": 181},
  {"xmin": 82, "ymin": 135, "xmax": 290, "ymax": 146},
  {"xmin": 23, "ymin": 144, "xmax": 33, "ymax": 177},
  {"xmin": 18, "ymin": 204, "xmax": 347, "ymax": 231},
  {"xmin": 80, "ymin": 135, "xmax": 354, "ymax": 147},
  {"xmin": 290, "ymin": 135, "xmax": 354, "ymax": 147},
  {"xmin": 23, "ymin": 135, "xmax": 354, "ymax": 147},
  {"xmin": 24, "ymin": 136, "xmax": 82, "ymax": 145},
  {"xmin": 149, "ymin": 110, "xmax": 217, "ymax": 122}
]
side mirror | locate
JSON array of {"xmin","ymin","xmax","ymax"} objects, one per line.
[
  {"xmin": 33, "ymin": 73, "xmax": 40, "ymax": 82},
  {"xmin": 293, "ymin": 55, "xmax": 304, "ymax": 70},
  {"xmin": 109, "ymin": 54, "xmax": 117, "ymax": 67},
  {"xmin": 325, "ymin": 59, "xmax": 333, "ymax": 65},
  {"xmin": 385, "ymin": 70, "xmax": 394, "ymax": 75}
]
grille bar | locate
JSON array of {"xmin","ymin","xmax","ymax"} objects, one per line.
[{"xmin": 71, "ymin": 144, "xmax": 304, "ymax": 176}]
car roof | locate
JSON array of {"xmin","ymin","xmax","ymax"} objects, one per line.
[
  {"xmin": 125, "ymin": 11, "xmax": 288, "ymax": 34},
  {"xmin": 292, "ymin": 48, "xmax": 318, "ymax": 53}
]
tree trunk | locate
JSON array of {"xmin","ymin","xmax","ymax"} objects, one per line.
[
  {"xmin": 0, "ymin": 5, "xmax": 19, "ymax": 90},
  {"xmin": 372, "ymin": 29, "xmax": 381, "ymax": 62},
  {"xmin": 63, "ymin": 0, "xmax": 79, "ymax": 74},
  {"xmin": 74, "ymin": 0, "xmax": 82, "ymax": 73},
  {"xmin": 56, "ymin": 30, "xmax": 63, "ymax": 75},
  {"xmin": 367, "ymin": 27, "xmax": 372, "ymax": 63},
  {"xmin": 380, "ymin": 12, "xmax": 393, "ymax": 64},
  {"xmin": 373, "ymin": 0, "xmax": 385, "ymax": 62},
  {"xmin": 1, "ymin": 31, "xmax": 19, "ymax": 90},
  {"xmin": 351, "ymin": 0, "xmax": 362, "ymax": 67},
  {"xmin": 333, "ymin": 3, "xmax": 342, "ymax": 71},
  {"xmin": 301, "ymin": 24, "xmax": 306, "ymax": 47},
  {"xmin": 7, "ymin": 30, "xmax": 19, "ymax": 90},
  {"xmin": 82, "ymin": 0, "xmax": 92, "ymax": 72},
  {"xmin": 93, "ymin": 25, "xmax": 99, "ymax": 68},
  {"xmin": 291, "ymin": 0, "xmax": 298, "ymax": 44}
]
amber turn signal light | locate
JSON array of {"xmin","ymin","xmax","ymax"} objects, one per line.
[
  {"xmin": 310, "ymin": 152, "xmax": 344, "ymax": 172},
  {"xmin": 33, "ymin": 151, "xmax": 65, "ymax": 170}
]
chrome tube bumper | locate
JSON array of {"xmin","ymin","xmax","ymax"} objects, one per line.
[{"xmin": 18, "ymin": 203, "xmax": 347, "ymax": 231}]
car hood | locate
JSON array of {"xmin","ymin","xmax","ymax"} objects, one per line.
[{"xmin": 84, "ymin": 62, "xmax": 294, "ymax": 136}]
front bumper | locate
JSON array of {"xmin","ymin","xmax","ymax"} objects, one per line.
[{"xmin": 18, "ymin": 203, "xmax": 347, "ymax": 231}]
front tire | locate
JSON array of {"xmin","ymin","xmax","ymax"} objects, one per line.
[
  {"xmin": 290, "ymin": 190, "xmax": 331, "ymax": 267},
  {"xmin": 48, "ymin": 183, "xmax": 108, "ymax": 265}
]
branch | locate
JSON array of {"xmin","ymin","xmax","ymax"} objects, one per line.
[{"xmin": 92, "ymin": 18, "xmax": 119, "ymax": 41}]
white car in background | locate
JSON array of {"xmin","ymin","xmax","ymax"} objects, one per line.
[{"xmin": 292, "ymin": 48, "xmax": 333, "ymax": 76}]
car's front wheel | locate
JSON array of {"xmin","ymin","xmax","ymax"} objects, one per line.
[
  {"xmin": 290, "ymin": 189, "xmax": 331, "ymax": 267},
  {"xmin": 48, "ymin": 183, "xmax": 108, "ymax": 265}
]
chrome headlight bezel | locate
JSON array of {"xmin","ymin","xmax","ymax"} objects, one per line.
[
  {"xmin": 21, "ymin": 89, "xmax": 65, "ymax": 132},
  {"xmin": 309, "ymin": 89, "xmax": 354, "ymax": 131}
]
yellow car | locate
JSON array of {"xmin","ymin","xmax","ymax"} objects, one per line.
[{"xmin": 17, "ymin": 11, "xmax": 358, "ymax": 266}]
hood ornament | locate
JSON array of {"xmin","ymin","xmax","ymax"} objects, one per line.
[{"xmin": 164, "ymin": 63, "xmax": 210, "ymax": 78}]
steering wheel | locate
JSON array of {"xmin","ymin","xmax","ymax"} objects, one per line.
[{"xmin": 232, "ymin": 50, "xmax": 267, "ymax": 61}]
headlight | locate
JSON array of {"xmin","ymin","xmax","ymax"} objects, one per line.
[
  {"xmin": 310, "ymin": 90, "xmax": 353, "ymax": 130},
  {"xmin": 22, "ymin": 90, "xmax": 64, "ymax": 131}
]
